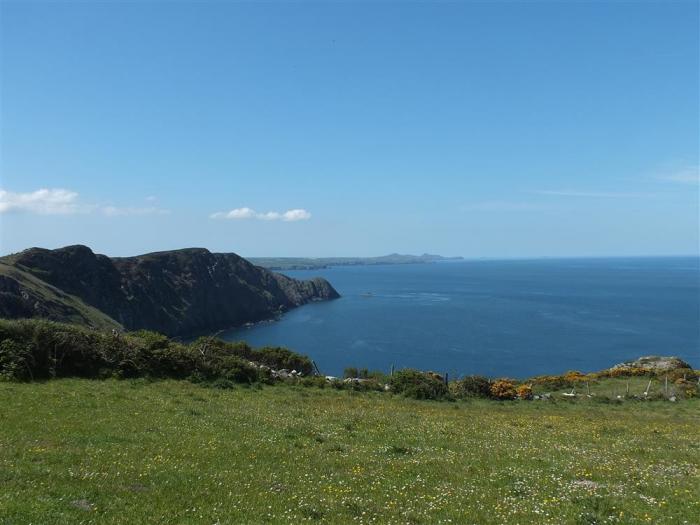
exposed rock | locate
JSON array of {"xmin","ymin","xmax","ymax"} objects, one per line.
[{"xmin": 609, "ymin": 355, "xmax": 692, "ymax": 373}]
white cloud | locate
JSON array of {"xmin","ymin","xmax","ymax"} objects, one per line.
[
  {"xmin": 210, "ymin": 207, "xmax": 311, "ymax": 222},
  {"xmin": 0, "ymin": 188, "xmax": 84, "ymax": 215},
  {"xmin": 101, "ymin": 206, "xmax": 170, "ymax": 217},
  {"xmin": 0, "ymin": 188, "xmax": 169, "ymax": 216},
  {"xmin": 281, "ymin": 209, "xmax": 312, "ymax": 221},
  {"xmin": 657, "ymin": 166, "xmax": 699, "ymax": 185}
]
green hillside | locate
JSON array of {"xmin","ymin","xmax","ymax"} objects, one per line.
[{"xmin": 0, "ymin": 262, "xmax": 122, "ymax": 331}]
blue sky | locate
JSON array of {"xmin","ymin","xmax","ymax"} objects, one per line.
[{"xmin": 1, "ymin": 1, "xmax": 698, "ymax": 257}]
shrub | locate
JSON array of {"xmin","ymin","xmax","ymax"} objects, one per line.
[
  {"xmin": 343, "ymin": 367, "xmax": 359, "ymax": 379},
  {"xmin": 453, "ymin": 375, "xmax": 491, "ymax": 398},
  {"xmin": 563, "ymin": 370, "xmax": 587, "ymax": 383},
  {"xmin": 603, "ymin": 367, "xmax": 653, "ymax": 378},
  {"xmin": 0, "ymin": 339, "xmax": 33, "ymax": 381},
  {"xmin": 516, "ymin": 384, "xmax": 533, "ymax": 400},
  {"xmin": 0, "ymin": 319, "xmax": 312, "ymax": 386},
  {"xmin": 129, "ymin": 330, "xmax": 170, "ymax": 350},
  {"xmin": 529, "ymin": 374, "xmax": 573, "ymax": 390},
  {"xmin": 489, "ymin": 379, "xmax": 517, "ymax": 400},
  {"xmin": 253, "ymin": 346, "xmax": 313, "ymax": 375},
  {"xmin": 188, "ymin": 338, "xmax": 313, "ymax": 376},
  {"xmin": 300, "ymin": 376, "xmax": 327, "ymax": 388},
  {"xmin": 666, "ymin": 368, "xmax": 698, "ymax": 382},
  {"xmin": 390, "ymin": 369, "xmax": 449, "ymax": 400},
  {"xmin": 345, "ymin": 378, "xmax": 385, "ymax": 392},
  {"xmin": 674, "ymin": 379, "xmax": 699, "ymax": 399}
]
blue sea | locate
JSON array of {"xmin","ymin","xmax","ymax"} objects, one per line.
[{"xmin": 222, "ymin": 258, "xmax": 700, "ymax": 378}]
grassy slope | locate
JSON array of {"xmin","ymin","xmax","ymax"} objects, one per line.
[
  {"xmin": 0, "ymin": 263, "xmax": 122, "ymax": 331},
  {"xmin": 0, "ymin": 380, "xmax": 698, "ymax": 524}
]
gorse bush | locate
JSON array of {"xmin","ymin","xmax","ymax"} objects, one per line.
[
  {"xmin": 563, "ymin": 370, "xmax": 588, "ymax": 383},
  {"xmin": 516, "ymin": 384, "xmax": 533, "ymax": 400},
  {"xmin": 390, "ymin": 369, "xmax": 449, "ymax": 400},
  {"xmin": 666, "ymin": 368, "xmax": 698, "ymax": 382},
  {"xmin": 529, "ymin": 374, "xmax": 577, "ymax": 390},
  {"xmin": 0, "ymin": 319, "xmax": 312, "ymax": 385},
  {"xmin": 489, "ymin": 379, "xmax": 517, "ymax": 400}
]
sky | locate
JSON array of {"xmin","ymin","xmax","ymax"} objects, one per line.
[{"xmin": 0, "ymin": 0, "xmax": 698, "ymax": 258}]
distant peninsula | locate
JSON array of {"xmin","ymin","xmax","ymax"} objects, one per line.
[
  {"xmin": 0, "ymin": 245, "xmax": 339, "ymax": 336},
  {"xmin": 248, "ymin": 253, "xmax": 464, "ymax": 271}
]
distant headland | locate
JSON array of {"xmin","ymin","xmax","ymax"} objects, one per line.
[{"xmin": 248, "ymin": 253, "xmax": 464, "ymax": 271}]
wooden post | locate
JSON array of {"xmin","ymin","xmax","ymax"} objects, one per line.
[
  {"xmin": 665, "ymin": 375, "xmax": 668, "ymax": 396},
  {"xmin": 644, "ymin": 378, "xmax": 652, "ymax": 396},
  {"xmin": 586, "ymin": 381, "xmax": 590, "ymax": 396},
  {"xmin": 390, "ymin": 364, "xmax": 394, "ymax": 378},
  {"xmin": 444, "ymin": 372, "xmax": 448, "ymax": 385},
  {"xmin": 626, "ymin": 380, "xmax": 630, "ymax": 396}
]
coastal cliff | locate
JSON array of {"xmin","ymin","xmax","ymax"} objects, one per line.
[{"xmin": 0, "ymin": 245, "xmax": 339, "ymax": 336}]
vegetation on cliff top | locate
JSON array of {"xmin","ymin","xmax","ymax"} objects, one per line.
[{"xmin": 1, "ymin": 319, "xmax": 697, "ymax": 403}]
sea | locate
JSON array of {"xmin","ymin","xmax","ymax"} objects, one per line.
[{"xmin": 221, "ymin": 257, "xmax": 700, "ymax": 378}]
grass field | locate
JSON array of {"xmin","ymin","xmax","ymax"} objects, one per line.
[{"xmin": 0, "ymin": 380, "xmax": 698, "ymax": 524}]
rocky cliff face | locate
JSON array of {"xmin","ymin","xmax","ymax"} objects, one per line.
[{"xmin": 0, "ymin": 245, "xmax": 339, "ymax": 336}]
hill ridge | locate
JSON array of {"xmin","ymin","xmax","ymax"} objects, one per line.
[{"xmin": 0, "ymin": 245, "xmax": 339, "ymax": 336}]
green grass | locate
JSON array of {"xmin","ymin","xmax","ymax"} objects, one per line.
[{"xmin": 1, "ymin": 380, "xmax": 698, "ymax": 524}]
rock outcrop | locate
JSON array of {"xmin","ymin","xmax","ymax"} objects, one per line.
[
  {"xmin": 609, "ymin": 355, "xmax": 693, "ymax": 373},
  {"xmin": 0, "ymin": 245, "xmax": 339, "ymax": 336}
]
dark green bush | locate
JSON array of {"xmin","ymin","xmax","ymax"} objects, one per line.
[
  {"xmin": 345, "ymin": 378, "xmax": 385, "ymax": 392},
  {"xmin": 453, "ymin": 375, "xmax": 491, "ymax": 398},
  {"xmin": 390, "ymin": 369, "xmax": 449, "ymax": 400},
  {"xmin": 254, "ymin": 346, "xmax": 313, "ymax": 375},
  {"xmin": 344, "ymin": 367, "xmax": 388, "ymax": 382},
  {"xmin": 0, "ymin": 339, "xmax": 34, "ymax": 381},
  {"xmin": 300, "ymin": 376, "xmax": 327, "ymax": 388},
  {"xmin": 344, "ymin": 367, "xmax": 359, "ymax": 379},
  {"xmin": 189, "ymin": 337, "xmax": 313, "ymax": 375},
  {"xmin": 0, "ymin": 319, "xmax": 309, "ymax": 386}
]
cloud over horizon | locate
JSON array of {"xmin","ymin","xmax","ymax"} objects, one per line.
[
  {"xmin": 0, "ymin": 188, "xmax": 169, "ymax": 217},
  {"xmin": 210, "ymin": 207, "xmax": 311, "ymax": 222}
]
